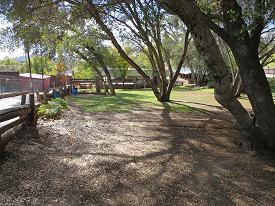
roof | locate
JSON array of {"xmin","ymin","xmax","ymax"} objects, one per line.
[{"xmin": 19, "ymin": 73, "xmax": 51, "ymax": 79}]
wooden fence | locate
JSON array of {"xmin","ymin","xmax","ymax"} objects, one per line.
[
  {"xmin": 264, "ymin": 68, "xmax": 275, "ymax": 78},
  {"xmin": 0, "ymin": 93, "xmax": 38, "ymax": 153},
  {"xmin": 72, "ymin": 78, "xmax": 150, "ymax": 90}
]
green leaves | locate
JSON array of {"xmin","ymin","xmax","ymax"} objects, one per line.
[
  {"xmin": 38, "ymin": 98, "xmax": 68, "ymax": 119},
  {"xmin": 0, "ymin": 57, "xmax": 25, "ymax": 72},
  {"xmin": 74, "ymin": 61, "xmax": 95, "ymax": 79},
  {"xmin": 31, "ymin": 55, "xmax": 54, "ymax": 74}
]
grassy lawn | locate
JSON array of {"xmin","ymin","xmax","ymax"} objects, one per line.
[
  {"xmin": 267, "ymin": 62, "xmax": 275, "ymax": 68},
  {"xmin": 268, "ymin": 78, "xmax": 275, "ymax": 94},
  {"xmin": 266, "ymin": 54, "xmax": 275, "ymax": 68},
  {"xmin": 69, "ymin": 80, "xmax": 275, "ymax": 113},
  {"xmin": 78, "ymin": 88, "xmax": 106, "ymax": 93},
  {"xmin": 68, "ymin": 87, "xmax": 235, "ymax": 113},
  {"xmin": 69, "ymin": 88, "xmax": 194, "ymax": 113}
]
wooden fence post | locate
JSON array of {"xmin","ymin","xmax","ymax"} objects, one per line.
[
  {"xmin": 52, "ymin": 88, "xmax": 55, "ymax": 99},
  {"xmin": 43, "ymin": 91, "xmax": 48, "ymax": 104},
  {"xmin": 36, "ymin": 92, "xmax": 40, "ymax": 101},
  {"xmin": 21, "ymin": 94, "xmax": 26, "ymax": 105},
  {"xmin": 29, "ymin": 93, "xmax": 36, "ymax": 126}
]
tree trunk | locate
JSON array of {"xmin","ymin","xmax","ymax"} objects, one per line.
[
  {"xmin": 87, "ymin": 2, "xmax": 180, "ymax": 102},
  {"xmin": 0, "ymin": 137, "xmax": 4, "ymax": 154},
  {"xmin": 159, "ymin": 0, "xmax": 265, "ymax": 146},
  {"xmin": 95, "ymin": 77, "xmax": 101, "ymax": 94},
  {"xmin": 234, "ymin": 80, "xmax": 243, "ymax": 98},
  {"xmin": 232, "ymin": 71, "xmax": 243, "ymax": 97},
  {"xmin": 92, "ymin": 67, "xmax": 108, "ymax": 94},
  {"xmin": 85, "ymin": 46, "xmax": 116, "ymax": 96},
  {"xmin": 231, "ymin": 44, "xmax": 275, "ymax": 148},
  {"xmin": 164, "ymin": 29, "xmax": 190, "ymax": 102},
  {"xmin": 160, "ymin": 0, "xmax": 275, "ymax": 150},
  {"xmin": 26, "ymin": 48, "xmax": 33, "ymax": 92},
  {"xmin": 98, "ymin": 64, "xmax": 116, "ymax": 96},
  {"xmin": 158, "ymin": 93, "xmax": 170, "ymax": 102},
  {"xmin": 74, "ymin": 50, "xmax": 110, "ymax": 95},
  {"xmin": 218, "ymin": 0, "xmax": 275, "ymax": 149}
]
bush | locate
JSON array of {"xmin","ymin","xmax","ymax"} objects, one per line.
[
  {"xmin": 38, "ymin": 98, "xmax": 67, "ymax": 119},
  {"xmin": 51, "ymin": 98, "xmax": 68, "ymax": 109}
]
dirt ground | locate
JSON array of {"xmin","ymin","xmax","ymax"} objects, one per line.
[{"xmin": 0, "ymin": 101, "xmax": 275, "ymax": 206}]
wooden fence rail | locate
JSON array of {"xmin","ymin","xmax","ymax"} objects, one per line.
[
  {"xmin": 0, "ymin": 92, "xmax": 38, "ymax": 153},
  {"xmin": 0, "ymin": 87, "xmax": 70, "ymax": 153},
  {"xmin": 0, "ymin": 91, "xmax": 30, "ymax": 100}
]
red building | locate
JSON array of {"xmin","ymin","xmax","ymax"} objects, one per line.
[
  {"xmin": 0, "ymin": 70, "xmax": 20, "ymax": 93},
  {"xmin": 19, "ymin": 73, "xmax": 51, "ymax": 92}
]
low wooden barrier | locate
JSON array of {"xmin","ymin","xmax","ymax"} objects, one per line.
[
  {"xmin": 0, "ymin": 87, "xmax": 71, "ymax": 152},
  {"xmin": 0, "ymin": 91, "xmax": 29, "ymax": 100},
  {"xmin": 0, "ymin": 93, "xmax": 38, "ymax": 153}
]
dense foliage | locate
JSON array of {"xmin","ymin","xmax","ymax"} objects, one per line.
[{"xmin": 38, "ymin": 98, "xmax": 68, "ymax": 119}]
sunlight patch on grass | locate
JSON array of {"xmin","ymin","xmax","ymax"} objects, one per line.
[
  {"xmin": 69, "ymin": 88, "xmax": 193, "ymax": 113},
  {"xmin": 268, "ymin": 78, "xmax": 275, "ymax": 94},
  {"xmin": 69, "ymin": 82, "xmax": 275, "ymax": 113}
]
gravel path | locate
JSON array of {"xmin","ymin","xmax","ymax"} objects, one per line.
[{"xmin": 0, "ymin": 103, "xmax": 275, "ymax": 206}]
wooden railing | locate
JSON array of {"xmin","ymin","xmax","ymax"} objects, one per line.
[
  {"xmin": 0, "ymin": 93, "xmax": 38, "ymax": 152},
  {"xmin": 0, "ymin": 91, "xmax": 30, "ymax": 100}
]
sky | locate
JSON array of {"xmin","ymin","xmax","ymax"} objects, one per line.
[
  {"xmin": 0, "ymin": 49, "xmax": 25, "ymax": 60},
  {"xmin": 0, "ymin": 16, "xmax": 25, "ymax": 60}
]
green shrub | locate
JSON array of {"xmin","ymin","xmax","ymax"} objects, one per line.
[
  {"xmin": 51, "ymin": 98, "xmax": 68, "ymax": 109},
  {"xmin": 38, "ymin": 98, "xmax": 67, "ymax": 119}
]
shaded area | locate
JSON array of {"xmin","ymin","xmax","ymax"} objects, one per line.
[
  {"xmin": 238, "ymin": 79, "xmax": 275, "ymax": 100},
  {"xmin": 0, "ymin": 104, "xmax": 275, "ymax": 205}
]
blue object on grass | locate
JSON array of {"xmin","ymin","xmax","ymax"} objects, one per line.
[{"xmin": 72, "ymin": 88, "xmax": 78, "ymax": 96}]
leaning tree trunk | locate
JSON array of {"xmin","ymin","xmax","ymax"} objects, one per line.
[
  {"xmin": 0, "ymin": 138, "xmax": 4, "ymax": 154},
  {"xmin": 162, "ymin": 29, "xmax": 191, "ymax": 102},
  {"xmin": 74, "ymin": 50, "xmax": 110, "ymax": 95},
  {"xmin": 97, "ymin": 76, "xmax": 108, "ymax": 94},
  {"xmin": 95, "ymin": 76, "xmax": 101, "ymax": 94},
  {"xmin": 161, "ymin": 0, "xmax": 275, "ymax": 150},
  {"xmin": 98, "ymin": 64, "xmax": 116, "ymax": 96},
  {"xmin": 232, "ymin": 71, "xmax": 243, "ymax": 97},
  {"xmin": 87, "ymin": 1, "xmax": 192, "ymax": 103},
  {"xmin": 85, "ymin": 46, "xmax": 116, "ymax": 96},
  {"xmin": 217, "ymin": 0, "xmax": 275, "ymax": 149},
  {"xmin": 159, "ymin": 0, "xmax": 267, "ymax": 147},
  {"xmin": 231, "ymin": 44, "xmax": 275, "ymax": 148}
]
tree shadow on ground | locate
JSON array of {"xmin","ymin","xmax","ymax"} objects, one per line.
[
  {"xmin": 172, "ymin": 100, "xmax": 227, "ymax": 111},
  {"xmin": 173, "ymin": 85, "xmax": 209, "ymax": 92},
  {"xmin": 0, "ymin": 106, "xmax": 275, "ymax": 205}
]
